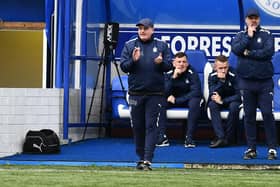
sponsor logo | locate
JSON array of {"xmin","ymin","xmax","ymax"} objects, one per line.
[{"xmin": 255, "ymin": 0, "xmax": 280, "ymax": 17}]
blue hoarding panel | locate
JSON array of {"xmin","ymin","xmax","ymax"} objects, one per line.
[
  {"xmin": 115, "ymin": 27, "xmax": 238, "ymax": 62},
  {"xmin": 0, "ymin": 0, "xmax": 44, "ymax": 22},
  {"xmin": 109, "ymin": 0, "xmax": 240, "ymax": 25},
  {"xmin": 87, "ymin": 0, "xmax": 107, "ymax": 23}
]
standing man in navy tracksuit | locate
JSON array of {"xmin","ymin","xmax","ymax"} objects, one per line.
[
  {"xmin": 120, "ymin": 18, "xmax": 172, "ymax": 170},
  {"xmin": 157, "ymin": 52, "xmax": 202, "ymax": 148},
  {"xmin": 231, "ymin": 8, "xmax": 278, "ymax": 160},
  {"xmin": 208, "ymin": 55, "xmax": 241, "ymax": 148}
]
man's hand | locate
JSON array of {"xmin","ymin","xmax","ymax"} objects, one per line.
[
  {"xmin": 167, "ymin": 95, "xmax": 176, "ymax": 104},
  {"xmin": 247, "ymin": 25, "xmax": 256, "ymax": 38},
  {"xmin": 211, "ymin": 92, "xmax": 223, "ymax": 105},
  {"xmin": 132, "ymin": 47, "xmax": 141, "ymax": 62},
  {"xmin": 243, "ymin": 49, "xmax": 250, "ymax": 56},
  {"xmin": 172, "ymin": 68, "xmax": 183, "ymax": 79},
  {"xmin": 154, "ymin": 52, "xmax": 163, "ymax": 64}
]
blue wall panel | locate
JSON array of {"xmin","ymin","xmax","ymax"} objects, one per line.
[
  {"xmin": 0, "ymin": 0, "xmax": 44, "ymax": 22},
  {"xmin": 108, "ymin": 0, "xmax": 240, "ymax": 25},
  {"xmin": 87, "ymin": 0, "xmax": 107, "ymax": 23},
  {"xmin": 86, "ymin": 0, "xmax": 240, "ymax": 25}
]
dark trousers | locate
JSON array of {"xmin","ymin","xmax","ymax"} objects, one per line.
[
  {"xmin": 157, "ymin": 101, "xmax": 167, "ymax": 139},
  {"xmin": 240, "ymin": 78, "xmax": 277, "ymax": 150},
  {"xmin": 128, "ymin": 95, "xmax": 164, "ymax": 162},
  {"xmin": 208, "ymin": 100, "xmax": 240, "ymax": 141},
  {"xmin": 158, "ymin": 97, "xmax": 201, "ymax": 140}
]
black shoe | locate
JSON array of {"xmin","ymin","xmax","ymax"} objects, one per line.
[
  {"xmin": 136, "ymin": 160, "xmax": 145, "ymax": 170},
  {"xmin": 268, "ymin": 149, "xmax": 277, "ymax": 160},
  {"xmin": 209, "ymin": 139, "xmax": 227, "ymax": 148},
  {"xmin": 243, "ymin": 148, "xmax": 257, "ymax": 160},
  {"xmin": 143, "ymin": 161, "xmax": 152, "ymax": 171},
  {"xmin": 210, "ymin": 137, "xmax": 218, "ymax": 145},
  {"xmin": 184, "ymin": 137, "xmax": 196, "ymax": 148},
  {"xmin": 156, "ymin": 135, "xmax": 170, "ymax": 147}
]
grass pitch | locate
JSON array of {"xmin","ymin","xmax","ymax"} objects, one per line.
[{"xmin": 0, "ymin": 165, "xmax": 280, "ymax": 187}]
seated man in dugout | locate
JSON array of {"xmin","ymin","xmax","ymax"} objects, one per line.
[
  {"xmin": 208, "ymin": 55, "xmax": 241, "ymax": 148},
  {"xmin": 156, "ymin": 52, "xmax": 203, "ymax": 148}
]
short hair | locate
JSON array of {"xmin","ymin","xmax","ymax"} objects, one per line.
[
  {"xmin": 215, "ymin": 55, "xmax": 228, "ymax": 63},
  {"xmin": 174, "ymin": 52, "xmax": 188, "ymax": 59}
]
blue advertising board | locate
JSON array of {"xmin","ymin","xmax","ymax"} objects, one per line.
[
  {"xmin": 115, "ymin": 26, "xmax": 280, "ymax": 62},
  {"xmin": 115, "ymin": 27, "xmax": 239, "ymax": 62},
  {"xmin": 108, "ymin": 0, "xmax": 280, "ymax": 61}
]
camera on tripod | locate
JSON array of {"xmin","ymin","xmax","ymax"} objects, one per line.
[
  {"xmin": 83, "ymin": 22, "xmax": 123, "ymax": 139},
  {"xmin": 103, "ymin": 22, "xmax": 119, "ymax": 51}
]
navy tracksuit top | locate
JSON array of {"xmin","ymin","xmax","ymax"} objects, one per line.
[
  {"xmin": 120, "ymin": 36, "xmax": 172, "ymax": 93},
  {"xmin": 208, "ymin": 67, "xmax": 241, "ymax": 104},
  {"xmin": 165, "ymin": 65, "xmax": 202, "ymax": 105},
  {"xmin": 231, "ymin": 26, "xmax": 274, "ymax": 80}
]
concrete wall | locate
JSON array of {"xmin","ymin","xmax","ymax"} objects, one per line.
[{"xmin": 0, "ymin": 88, "xmax": 103, "ymax": 157}]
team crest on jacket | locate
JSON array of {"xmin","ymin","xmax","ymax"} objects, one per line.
[
  {"xmin": 257, "ymin": 37, "xmax": 262, "ymax": 43},
  {"xmin": 185, "ymin": 79, "xmax": 190, "ymax": 84},
  {"xmin": 153, "ymin": 47, "xmax": 158, "ymax": 53}
]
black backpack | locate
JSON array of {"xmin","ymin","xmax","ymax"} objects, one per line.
[{"xmin": 23, "ymin": 129, "xmax": 60, "ymax": 154}]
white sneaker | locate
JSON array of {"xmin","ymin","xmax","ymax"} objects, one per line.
[{"xmin": 268, "ymin": 149, "xmax": 277, "ymax": 160}]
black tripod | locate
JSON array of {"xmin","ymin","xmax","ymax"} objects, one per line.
[
  {"xmin": 82, "ymin": 23, "xmax": 127, "ymax": 140},
  {"xmin": 82, "ymin": 47, "xmax": 127, "ymax": 140}
]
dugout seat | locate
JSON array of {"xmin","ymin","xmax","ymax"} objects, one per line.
[
  {"xmin": 111, "ymin": 75, "xmax": 129, "ymax": 119},
  {"xmin": 228, "ymin": 52, "xmax": 238, "ymax": 68}
]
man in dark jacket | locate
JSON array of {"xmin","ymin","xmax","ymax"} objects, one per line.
[
  {"xmin": 208, "ymin": 55, "xmax": 241, "ymax": 148},
  {"xmin": 120, "ymin": 18, "xmax": 172, "ymax": 170},
  {"xmin": 231, "ymin": 8, "xmax": 277, "ymax": 160},
  {"xmin": 157, "ymin": 52, "xmax": 202, "ymax": 148}
]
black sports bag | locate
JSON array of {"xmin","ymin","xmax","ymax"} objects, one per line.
[{"xmin": 23, "ymin": 129, "xmax": 60, "ymax": 154}]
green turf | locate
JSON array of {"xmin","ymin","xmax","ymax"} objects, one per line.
[{"xmin": 0, "ymin": 165, "xmax": 280, "ymax": 187}]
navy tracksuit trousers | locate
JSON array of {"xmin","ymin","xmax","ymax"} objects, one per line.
[
  {"xmin": 158, "ymin": 97, "xmax": 201, "ymax": 140},
  {"xmin": 208, "ymin": 100, "xmax": 240, "ymax": 142},
  {"xmin": 239, "ymin": 78, "xmax": 277, "ymax": 150},
  {"xmin": 128, "ymin": 95, "xmax": 164, "ymax": 162}
]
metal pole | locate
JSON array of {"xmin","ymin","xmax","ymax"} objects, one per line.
[
  {"xmin": 63, "ymin": 0, "xmax": 71, "ymax": 139},
  {"xmin": 55, "ymin": 0, "xmax": 65, "ymax": 88},
  {"xmin": 80, "ymin": 0, "xmax": 88, "ymax": 126}
]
